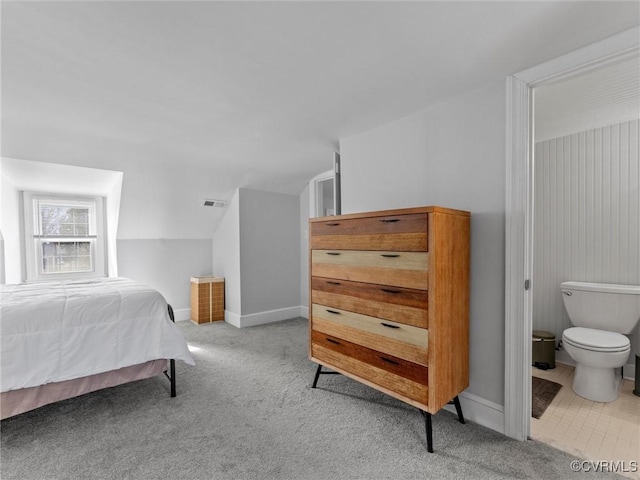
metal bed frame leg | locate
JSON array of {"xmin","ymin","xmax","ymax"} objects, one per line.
[
  {"xmin": 169, "ymin": 359, "xmax": 176, "ymax": 397},
  {"xmin": 166, "ymin": 305, "xmax": 177, "ymax": 397}
]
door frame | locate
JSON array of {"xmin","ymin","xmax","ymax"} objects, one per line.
[
  {"xmin": 309, "ymin": 169, "xmax": 334, "ymax": 218},
  {"xmin": 504, "ymin": 26, "xmax": 639, "ymax": 441}
]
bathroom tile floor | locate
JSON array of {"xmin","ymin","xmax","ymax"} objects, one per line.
[{"xmin": 531, "ymin": 363, "xmax": 640, "ymax": 479}]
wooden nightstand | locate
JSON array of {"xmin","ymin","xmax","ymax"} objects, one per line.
[{"xmin": 190, "ymin": 276, "xmax": 225, "ymax": 324}]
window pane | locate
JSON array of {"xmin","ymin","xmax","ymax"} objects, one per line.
[
  {"xmin": 59, "ymin": 222, "xmax": 76, "ymax": 235},
  {"xmin": 40, "ymin": 205, "xmax": 90, "ymax": 236},
  {"xmin": 41, "ymin": 241, "xmax": 93, "ymax": 274},
  {"xmin": 73, "ymin": 209, "xmax": 88, "ymax": 223}
]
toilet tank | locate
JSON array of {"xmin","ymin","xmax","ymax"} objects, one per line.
[{"xmin": 561, "ymin": 282, "xmax": 640, "ymax": 334}]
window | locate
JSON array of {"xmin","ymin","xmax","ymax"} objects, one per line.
[{"xmin": 23, "ymin": 193, "xmax": 106, "ymax": 281}]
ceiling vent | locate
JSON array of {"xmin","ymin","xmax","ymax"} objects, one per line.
[{"xmin": 202, "ymin": 199, "xmax": 227, "ymax": 208}]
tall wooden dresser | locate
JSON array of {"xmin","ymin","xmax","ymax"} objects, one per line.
[{"xmin": 308, "ymin": 206, "xmax": 470, "ymax": 452}]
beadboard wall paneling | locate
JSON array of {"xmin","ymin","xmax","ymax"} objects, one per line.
[
  {"xmin": 535, "ymin": 54, "xmax": 640, "ymax": 142},
  {"xmin": 533, "ymin": 120, "xmax": 640, "ymax": 354}
]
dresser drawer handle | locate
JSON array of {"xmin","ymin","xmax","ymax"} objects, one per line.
[
  {"xmin": 327, "ymin": 281, "xmax": 342, "ymax": 286},
  {"xmin": 380, "ymin": 322, "xmax": 400, "ymax": 329},
  {"xmin": 326, "ymin": 338, "xmax": 341, "ymax": 345},
  {"xmin": 380, "ymin": 254, "xmax": 400, "ymax": 258},
  {"xmin": 379, "ymin": 219, "xmax": 400, "ymax": 223},
  {"xmin": 326, "ymin": 222, "xmax": 340, "ymax": 226},
  {"xmin": 326, "ymin": 252, "xmax": 341, "ymax": 256},
  {"xmin": 380, "ymin": 288, "xmax": 401, "ymax": 294},
  {"xmin": 326, "ymin": 309, "xmax": 341, "ymax": 315},
  {"xmin": 380, "ymin": 356, "xmax": 399, "ymax": 366}
]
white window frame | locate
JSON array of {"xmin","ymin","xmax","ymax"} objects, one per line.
[{"xmin": 23, "ymin": 192, "xmax": 106, "ymax": 282}]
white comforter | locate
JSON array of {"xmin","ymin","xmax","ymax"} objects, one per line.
[{"xmin": 0, "ymin": 277, "xmax": 195, "ymax": 392}]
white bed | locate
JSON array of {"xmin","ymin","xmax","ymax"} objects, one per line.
[{"xmin": 0, "ymin": 277, "xmax": 195, "ymax": 419}]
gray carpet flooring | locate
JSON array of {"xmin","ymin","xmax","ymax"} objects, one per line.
[{"xmin": 0, "ymin": 317, "xmax": 624, "ymax": 480}]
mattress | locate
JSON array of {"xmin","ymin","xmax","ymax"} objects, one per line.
[{"xmin": 0, "ymin": 277, "xmax": 195, "ymax": 393}]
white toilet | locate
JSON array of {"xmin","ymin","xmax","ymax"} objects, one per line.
[{"xmin": 560, "ymin": 281, "xmax": 640, "ymax": 403}]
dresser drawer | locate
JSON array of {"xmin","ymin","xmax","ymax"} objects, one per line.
[
  {"xmin": 311, "ymin": 331, "xmax": 428, "ymax": 385},
  {"xmin": 312, "ymin": 213, "xmax": 427, "ymax": 236},
  {"xmin": 310, "ymin": 214, "xmax": 427, "ymax": 251},
  {"xmin": 312, "ymin": 304, "xmax": 428, "ymax": 366},
  {"xmin": 312, "ymin": 342, "xmax": 428, "ymax": 404},
  {"xmin": 311, "ymin": 250, "xmax": 429, "ymax": 290},
  {"xmin": 311, "ymin": 277, "xmax": 428, "ymax": 328}
]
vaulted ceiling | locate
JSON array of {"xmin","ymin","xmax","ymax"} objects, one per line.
[{"xmin": 3, "ymin": 2, "xmax": 639, "ymax": 197}]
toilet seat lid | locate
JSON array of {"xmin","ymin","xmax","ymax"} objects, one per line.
[{"xmin": 563, "ymin": 327, "xmax": 630, "ymax": 352}]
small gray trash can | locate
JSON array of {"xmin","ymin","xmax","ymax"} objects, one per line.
[{"xmin": 532, "ymin": 330, "xmax": 556, "ymax": 370}]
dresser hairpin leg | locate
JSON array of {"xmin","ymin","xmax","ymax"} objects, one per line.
[
  {"xmin": 419, "ymin": 397, "xmax": 464, "ymax": 453},
  {"xmin": 448, "ymin": 396, "xmax": 465, "ymax": 424},
  {"xmin": 311, "ymin": 363, "xmax": 342, "ymax": 388},
  {"xmin": 312, "ymin": 363, "xmax": 322, "ymax": 388},
  {"xmin": 419, "ymin": 410, "xmax": 434, "ymax": 453}
]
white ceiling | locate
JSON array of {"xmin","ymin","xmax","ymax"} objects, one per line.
[
  {"xmin": 2, "ymin": 1, "xmax": 640, "ymax": 197},
  {"xmin": 535, "ymin": 53, "xmax": 640, "ymax": 142}
]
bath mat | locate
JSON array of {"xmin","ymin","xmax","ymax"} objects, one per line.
[{"xmin": 532, "ymin": 376, "xmax": 562, "ymax": 419}]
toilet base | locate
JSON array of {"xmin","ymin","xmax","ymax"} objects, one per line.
[{"xmin": 572, "ymin": 364, "xmax": 622, "ymax": 403}]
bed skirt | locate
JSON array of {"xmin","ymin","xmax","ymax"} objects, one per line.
[{"xmin": 1, "ymin": 359, "xmax": 168, "ymax": 420}]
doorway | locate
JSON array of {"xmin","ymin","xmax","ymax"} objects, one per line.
[
  {"xmin": 504, "ymin": 27, "xmax": 639, "ymax": 442},
  {"xmin": 309, "ymin": 152, "xmax": 341, "ymax": 219},
  {"xmin": 316, "ymin": 177, "xmax": 335, "ymax": 217},
  {"xmin": 528, "ymin": 55, "xmax": 640, "ymax": 464}
]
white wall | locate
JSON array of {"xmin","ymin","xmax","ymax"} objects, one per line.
[
  {"xmin": 213, "ymin": 190, "xmax": 241, "ymax": 320},
  {"xmin": 340, "ymin": 80, "xmax": 506, "ymax": 412},
  {"xmin": 0, "ymin": 230, "xmax": 4, "ymax": 284},
  {"xmin": 118, "ymin": 239, "xmax": 213, "ymax": 320},
  {"xmin": 534, "ymin": 120, "xmax": 640, "ymax": 372},
  {"xmin": 114, "ymin": 161, "xmax": 223, "ymax": 312},
  {"xmin": 0, "ymin": 175, "xmax": 21, "ymax": 284},
  {"xmin": 116, "ymin": 162, "xmax": 226, "ymax": 240},
  {"xmin": 300, "ymin": 184, "xmax": 310, "ymax": 318},
  {"xmin": 239, "ymin": 188, "xmax": 301, "ymax": 315},
  {"xmin": 213, "ymin": 188, "xmax": 301, "ymax": 327}
]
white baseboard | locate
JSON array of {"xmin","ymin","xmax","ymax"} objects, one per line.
[
  {"xmin": 172, "ymin": 308, "xmax": 191, "ymax": 322},
  {"xmin": 224, "ymin": 306, "xmax": 306, "ymax": 328},
  {"xmin": 554, "ymin": 349, "xmax": 573, "ymax": 366},
  {"xmin": 300, "ymin": 305, "xmax": 309, "ymax": 319},
  {"xmin": 443, "ymin": 391, "xmax": 505, "ymax": 435},
  {"xmin": 225, "ymin": 311, "xmax": 242, "ymax": 328}
]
